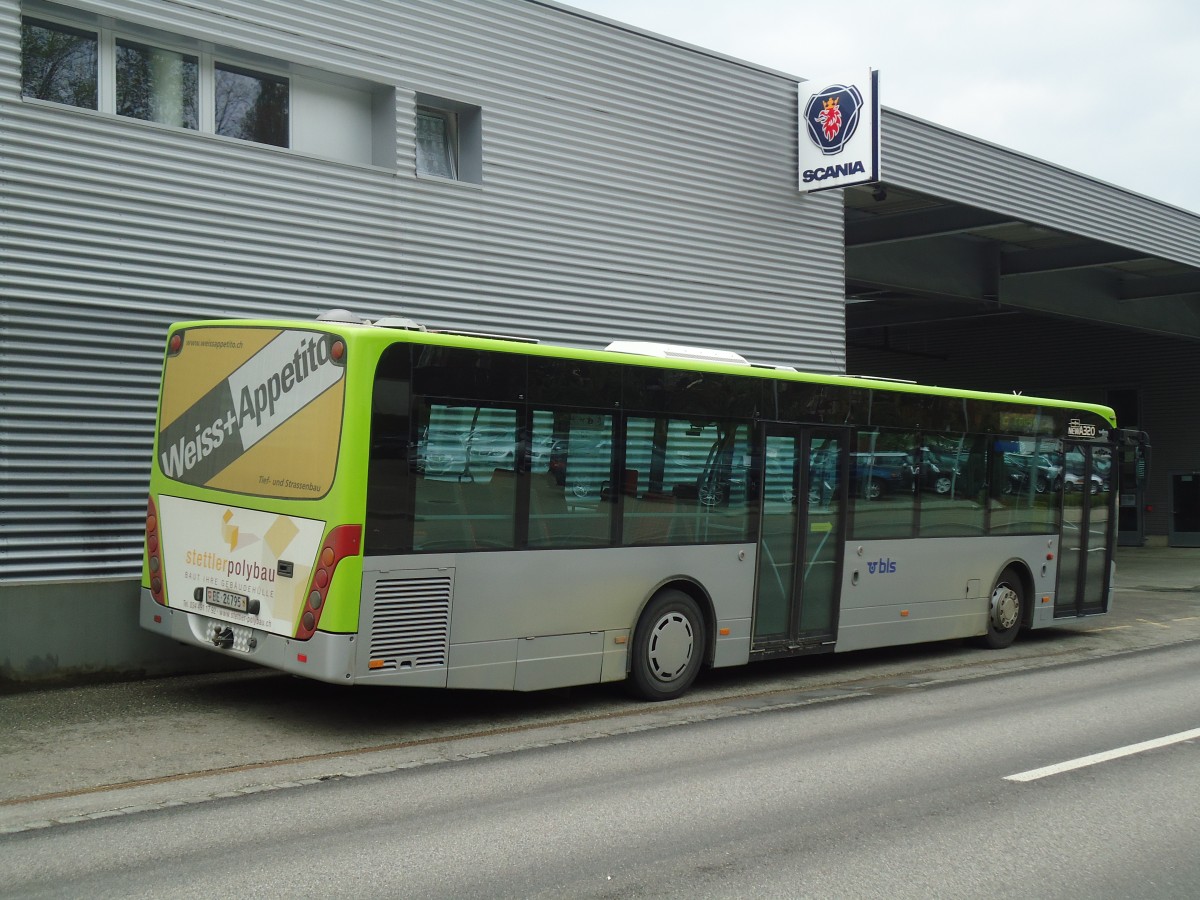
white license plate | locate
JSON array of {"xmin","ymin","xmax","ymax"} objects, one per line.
[{"xmin": 204, "ymin": 586, "xmax": 250, "ymax": 613}]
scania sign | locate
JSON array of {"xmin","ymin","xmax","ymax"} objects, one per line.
[
  {"xmin": 803, "ymin": 83, "xmax": 865, "ymax": 155},
  {"xmin": 802, "ymin": 160, "xmax": 867, "ymax": 185},
  {"xmin": 798, "ymin": 70, "xmax": 880, "ymax": 193}
]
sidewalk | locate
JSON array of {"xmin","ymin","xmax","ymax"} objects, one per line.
[{"xmin": 1115, "ymin": 541, "xmax": 1200, "ymax": 591}]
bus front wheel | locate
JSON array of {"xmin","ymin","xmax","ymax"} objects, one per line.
[
  {"xmin": 980, "ymin": 567, "xmax": 1023, "ymax": 649},
  {"xmin": 627, "ymin": 589, "xmax": 706, "ymax": 701}
]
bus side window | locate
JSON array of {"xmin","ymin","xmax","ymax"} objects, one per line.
[
  {"xmin": 918, "ymin": 432, "xmax": 986, "ymax": 537},
  {"xmin": 850, "ymin": 429, "xmax": 918, "ymax": 540},
  {"xmin": 622, "ymin": 415, "xmax": 754, "ymax": 546},
  {"xmin": 412, "ymin": 403, "xmax": 519, "ymax": 551},
  {"xmin": 990, "ymin": 436, "xmax": 1061, "ymax": 536},
  {"xmin": 365, "ymin": 345, "xmax": 413, "ymax": 556},
  {"xmin": 528, "ymin": 409, "xmax": 614, "ymax": 549}
]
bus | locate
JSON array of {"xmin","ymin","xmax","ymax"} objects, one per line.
[{"xmin": 140, "ymin": 310, "xmax": 1149, "ymax": 700}]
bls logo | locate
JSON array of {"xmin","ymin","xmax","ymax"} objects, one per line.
[
  {"xmin": 803, "ymin": 83, "xmax": 864, "ymax": 156},
  {"xmin": 866, "ymin": 558, "xmax": 897, "ymax": 575}
]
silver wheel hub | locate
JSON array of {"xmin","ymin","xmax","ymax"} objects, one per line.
[
  {"xmin": 991, "ymin": 583, "xmax": 1020, "ymax": 631},
  {"xmin": 647, "ymin": 612, "xmax": 694, "ymax": 682}
]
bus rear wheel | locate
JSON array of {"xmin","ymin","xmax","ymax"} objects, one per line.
[
  {"xmin": 980, "ymin": 567, "xmax": 1023, "ymax": 649},
  {"xmin": 627, "ymin": 589, "xmax": 706, "ymax": 701}
]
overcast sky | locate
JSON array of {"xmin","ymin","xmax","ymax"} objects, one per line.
[{"xmin": 566, "ymin": 0, "xmax": 1200, "ymax": 214}]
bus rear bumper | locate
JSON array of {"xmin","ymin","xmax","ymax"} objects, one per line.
[{"xmin": 139, "ymin": 589, "xmax": 356, "ymax": 685}]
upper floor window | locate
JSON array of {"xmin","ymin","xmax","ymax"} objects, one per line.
[
  {"xmin": 415, "ymin": 94, "xmax": 483, "ymax": 184},
  {"xmin": 20, "ymin": 14, "xmax": 289, "ymax": 150},
  {"xmin": 20, "ymin": 8, "xmax": 408, "ymax": 169},
  {"xmin": 215, "ymin": 63, "xmax": 289, "ymax": 148},
  {"xmin": 20, "ymin": 17, "xmax": 97, "ymax": 109},
  {"xmin": 116, "ymin": 38, "xmax": 198, "ymax": 130}
]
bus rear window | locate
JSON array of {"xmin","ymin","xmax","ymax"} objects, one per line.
[{"xmin": 156, "ymin": 326, "xmax": 346, "ymax": 499}]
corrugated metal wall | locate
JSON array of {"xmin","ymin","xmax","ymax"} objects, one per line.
[
  {"xmin": 881, "ymin": 109, "xmax": 1200, "ymax": 269},
  {"xmin": 0, "ymin": 0, "xmax": 844, "ymax": 581}
]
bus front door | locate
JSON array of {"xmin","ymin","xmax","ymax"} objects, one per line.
[
  {"xmin": 1056, "ymin": 442, "xmax": 1116, "ymax": 617},
  {"xmin": 753, "ymin": 426, "xmax": 847, "ymax": 654}
]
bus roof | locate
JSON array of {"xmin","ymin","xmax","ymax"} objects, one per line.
[{"xmin": 165, "ymin": 315, "xmax": 1119, "ymax": 427}]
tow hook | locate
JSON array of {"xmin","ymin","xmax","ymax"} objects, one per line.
[{"xmin": 213, "ymin": 626, "xmax": 235, "ymax": 649}]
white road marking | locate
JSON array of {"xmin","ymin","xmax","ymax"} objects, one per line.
[{"xmin": 1005, "ymin": 727, "xmax": 1200, "ymax": 782}]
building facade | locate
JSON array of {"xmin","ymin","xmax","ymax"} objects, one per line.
[{"xmin": 2, "ymin": 0, "xmax": 1198, "ymax": 684}]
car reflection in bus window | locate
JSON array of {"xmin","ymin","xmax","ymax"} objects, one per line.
[
  {"xmin": 918, "ymin": 433, "xmax": 986, "ymax": 537},
  {"xmin": 850, "ymin": 430, "xmax": 918, "ymax": 540},
  {"xmin": 991, "ymin": 437, "xmax": 1061, "ymax": 535}
]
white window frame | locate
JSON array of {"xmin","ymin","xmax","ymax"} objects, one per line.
[
  {"xmin": 20, "ymin": 8, "xmax": 292, "ymax": 149},
  {"xmin": 20, "ymin": 4, "xmax": 396, "ymax": 168},
  {"xmin": 414, "ymin": 93, "xmax": 483, "ymax": 185}
]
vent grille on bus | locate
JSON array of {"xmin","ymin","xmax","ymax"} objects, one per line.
[{"xmin": 368, "ymin": 575, "xmax": 452, "ymax": 669}]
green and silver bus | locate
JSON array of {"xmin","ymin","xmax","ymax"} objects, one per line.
[{"xmin": 141, "ymin": 311, "xmax": 1148, "ymax": 700}]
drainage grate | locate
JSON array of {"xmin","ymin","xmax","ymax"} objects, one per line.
[{"xmin": 367, "ymin": 574, "xmax": 452, "ymax": 669}]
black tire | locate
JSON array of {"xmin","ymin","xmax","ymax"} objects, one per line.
[
  {"xmin": 627, "ymin": 589, "xmax": 706, "ymax": 701},
  {"xmin": 980, "ymin": 566, "xmax": 1023, "ymax": 649}
]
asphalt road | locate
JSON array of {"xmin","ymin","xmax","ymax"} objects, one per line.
[
  {"xmin": 0, "ymin": 545, "xmax": 1197, "ymax": 842},
  {"xmin": 1, "ymin": 640, "xmax": 1197, "ymax": 898}
]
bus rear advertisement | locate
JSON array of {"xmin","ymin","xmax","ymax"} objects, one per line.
[{"xmin": 141, "ymin": 311, "xmax": 1149, "ymax": 700}]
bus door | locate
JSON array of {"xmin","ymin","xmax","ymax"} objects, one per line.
[
  {"xmin": 1056, "ymin": 442, "xmax": 1116, "ymax": 616},
  {"xmin": 753, "ymin": 426, "xmax": 848, "ymax": 653}
]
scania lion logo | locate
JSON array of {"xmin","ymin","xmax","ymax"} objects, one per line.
[{"xmin": 803, "ymin": 83, "xmax": 863, "ymax": 156}]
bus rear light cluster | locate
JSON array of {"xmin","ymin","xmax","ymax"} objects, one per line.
[
  {"xmin": 294, "ymin": 524, "xmax": 361, "ymax": 640},
  {"xmin": 146, "ymin": 498, "xmax": 166, "ymax": 605}
]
